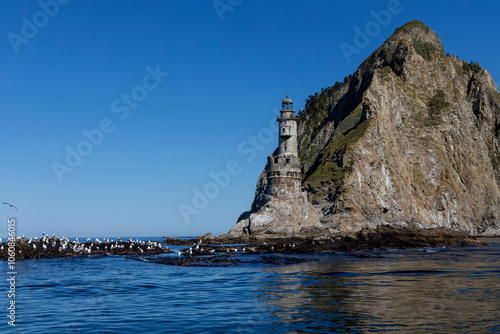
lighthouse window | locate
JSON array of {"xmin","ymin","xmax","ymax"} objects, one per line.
[
  {"xmin": 284, "ymin": 143, "xmax": 287, "ymax": 152},
  {"xmin": 282, "ymin": 128, "xmax": 285, "ymax": 133}
]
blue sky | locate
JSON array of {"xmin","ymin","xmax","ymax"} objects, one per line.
[{"xmin": 1, "ymin": 0, "xmax": 499, "ymax": 238}]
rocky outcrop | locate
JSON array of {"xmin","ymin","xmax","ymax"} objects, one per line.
[
  {"xmin": 156, "ymin": 225, "xmax": 486, "ymax": 266},
  {"xmin": 1, "ymin": 237, "xmax": 172, "ymax": 260},
  {"xmin": 234, "ymin": 20, "xmax": 500, "ymax": 237},
  {"xmin": 225, "ymin": 192, "xmax": 324, "ymax": 238}
]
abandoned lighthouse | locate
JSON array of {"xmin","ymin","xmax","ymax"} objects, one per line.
[
  {"xmin": 266, "ymin": 95, "xmax": 302, "ymax": 197},
  {"xmin": 224, "ymin": 95, "xmax": 323, "ymax": 237}
]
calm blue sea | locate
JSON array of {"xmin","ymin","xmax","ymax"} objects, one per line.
[{"xmin": 2, "ymin": 237, "xmax": 499, "ymax": 333}]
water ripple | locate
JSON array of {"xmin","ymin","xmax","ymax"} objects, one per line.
[{"xmin": 4, "ymin": 242, "xmax": 500, "ymax": 333}]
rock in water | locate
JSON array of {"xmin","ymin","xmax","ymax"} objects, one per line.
[{"xmin": 230, "ymin": 20, "xmax": 500, "ymax": 237}]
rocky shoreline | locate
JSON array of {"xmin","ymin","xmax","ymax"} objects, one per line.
[
  {"xmin": 0, "ymin": 236, "xmax": 171, "ymax": 261},
  {"xmin": 173, "ymin": 225, "xmax": 487, "ymax": 255},
  {"xmin": 153, "ymin": 225, "xmax": 488, "ymax": 266},
  {"xmin": 0, "ymin": 225, "xmax": 487, "ymax": 262}
]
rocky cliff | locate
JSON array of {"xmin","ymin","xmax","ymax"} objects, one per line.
[
  {"xmin": 236, "ymin": 20, "xmax": 500, "ymax": 237},
  {"xmin": 227, "ymin": 192, "xmax": 323, "ymax": 238}
]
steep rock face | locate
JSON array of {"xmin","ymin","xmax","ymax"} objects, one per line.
[
  {"xmin": 226, "ymin": 193, "xmax": 323, "ymax": 238},
  {"xmin": 243, "ymin": 21, "xmax": 500, "ymax": 236}
]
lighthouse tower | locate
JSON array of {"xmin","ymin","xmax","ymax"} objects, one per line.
[{"xmin": 266, "ymin": 95, "xmax": 302, "ymax": 196}]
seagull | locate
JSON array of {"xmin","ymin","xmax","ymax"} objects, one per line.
[{"xmin": 3, "ymin": 202, "xmax": 17, "ymax": 210}]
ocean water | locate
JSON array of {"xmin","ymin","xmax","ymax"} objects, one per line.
[{"xmin": 2, "ymin": 238, "xmax": 499, "ymax": 333}]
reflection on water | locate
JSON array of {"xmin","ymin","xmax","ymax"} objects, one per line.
[
  {"xmin": 261, "ymin": 240, "xmax": 500, "ymax": 333},
  {"xmin": 5, "ymin": 239, "xmax": 500, "ymax": 333}
]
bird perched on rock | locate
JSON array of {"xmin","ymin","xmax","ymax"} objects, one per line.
[{"xmin": 3, "ymin": 202, "xmax": 18, "ymax": 210}]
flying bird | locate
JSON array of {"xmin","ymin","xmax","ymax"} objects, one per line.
[{"xmin": 3, "ymin": 202, "xmax": 18, "ymax": 211}]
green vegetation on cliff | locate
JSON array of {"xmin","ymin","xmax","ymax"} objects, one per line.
[
  {"xmin": 424, "ymin": 90, "xmax": 450, "ymax": 126},
  {"xmin": 358, "ymin": 20, "xmax": 449, "ymax": 77},
  {"xmin": 303, "ymin": 104, "xmax": 371, "ymax": 190},
  {"xmin": 298, "ymin": 76, "xmax": 351, "ymax": 163},
  {"xmin": 413, "ymin": 41, "xmax": 438, "ymax": 61},
  {"xmin": 393, "ymin": 20, "xmax": 430, "ymax": 35},
  {"xmin": 463, "ymin": 61, "xmax": 482, "ymax": 74}
]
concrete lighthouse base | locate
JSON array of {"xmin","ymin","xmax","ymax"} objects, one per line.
[{"xmin": 224, "ymin": 192, "xmax": 326, "ymax": 238}]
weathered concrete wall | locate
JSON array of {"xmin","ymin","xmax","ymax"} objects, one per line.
[
  {"xmin": 266, "ymin": 155, "xmax": 301, "ymax": 196},
  {"xmin": 278, "ymin": 112, "xmax": 298, "ymax": 156}
]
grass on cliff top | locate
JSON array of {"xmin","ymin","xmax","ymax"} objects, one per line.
[
  {"xmin": 393, "ymin": 20, "xmax": 431, "ymax": 35},
  {"xmin": 462, "ymin": 61, "xmax": 482, "ymax": 74},
  {"xmin": 303, "ymin": 104, "xmax": 372, "ymax": 189},
  {"xmin": 357, "ymin": 20, "xmax": 439, "ymax": 74}
]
